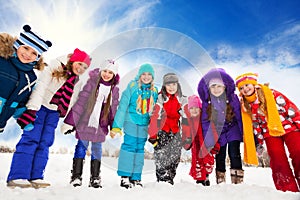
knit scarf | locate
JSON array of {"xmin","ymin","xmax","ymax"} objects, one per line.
[
  {"xmin": 50, "ymin": 70, "xmax": 78, "ymax": 117},
  {"xmin": 242, "ymin": 84, "xmax": 285, "ymax": 166}
]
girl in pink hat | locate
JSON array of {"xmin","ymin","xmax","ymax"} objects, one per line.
[
  {"xmin": 7, "ymin": 48, "xmax": 91, "ymax": 189},
  {"xmin": 187, "ymin": 95, "xmax": 220, "ymax": 186}
]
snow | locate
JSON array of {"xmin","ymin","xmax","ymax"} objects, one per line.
[{"xmin": 0, "ymin": 153, "xmax": 299, "ymax": 200}]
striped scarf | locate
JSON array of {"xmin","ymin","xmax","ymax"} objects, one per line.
[{"xmin": 50, "ymin": 72, "xmax": 77, "ymax": 117}]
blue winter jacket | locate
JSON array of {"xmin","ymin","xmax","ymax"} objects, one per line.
[
  {"xmin": 0, "ymin": 56, "xmax": 37, "ymax": 129},
  {"xmin": 113, "ymin": 80, "xmax": 158, "ymax": 128}
]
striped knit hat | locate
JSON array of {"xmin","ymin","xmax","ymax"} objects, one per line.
[
  {"xmin": 13, "ymin": 25, "xmax": 52, "ymax": 60},
  {"xmin": 235, "ymin": 72, "xmax": 258, "ymax": 89}
]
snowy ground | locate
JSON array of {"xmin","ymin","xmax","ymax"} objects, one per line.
[{"xmin": 0, "ymin": 153, "xmax": 299, "ymax": 200}]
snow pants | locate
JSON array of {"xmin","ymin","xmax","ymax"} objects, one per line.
[
  {"xmin": 117, "ymin": 121, "xmax": 148, "ymax": 181},
  {"xmin": 154, "ymin": 131, "xmax": 182, "ymax": 183},
  {"xmin": 265, "ymin": 131, "xmax": 300, "ymax": 192},
  {"xmin": 74, "ymin": 139, "xmax": 102, "ymax": 160},
  {"xmin": 216, "ymin": 140, "xmax": 242, "ymax": 172},
  {"xmin": 189, "ymin": 135, "xmax": 215, "ymax": 181},
  {"xmin": 7, "ymin": 106, "xmax": 59, "ymax": 181}
]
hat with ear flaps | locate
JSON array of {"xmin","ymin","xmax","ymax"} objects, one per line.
[{"xmin": 13, "ymin": 25, "xmax": 52, "ymax": 60}]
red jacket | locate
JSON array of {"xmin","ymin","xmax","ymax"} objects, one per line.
[{"xmin": 148, "ymin": 93, "xmax": 190, "ymax": 142}]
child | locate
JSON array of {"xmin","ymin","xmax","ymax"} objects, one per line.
[
  {"xmin": 7, "ymin": 48, "xmax": 91, "ymax": 188},
  {"xmin": 198, "ymin": 68, "xmax": 244, "ymax": 184},
  {"xmin": 61, "ymin": 59, "xmax": 119, "ymax": 188},
  {"xmin": 110, "ymin": 63, "xmax": 158, "ymax": 188},
  {"xmin": 188, "ymin": 95, "xmax": 220, "ymax": 186},
  {"xmin": 0, "ymin": 25, "xmax": 51, "ymax": 133},
  {"xmin": 148, "ymin": 72, "xmax": 190, "ymax": 185},
  {"xmin": 236, "ymin": 72, "xmax": 300, "ymax": 192}
]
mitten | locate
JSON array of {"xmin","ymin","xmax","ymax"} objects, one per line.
[
  {"xmin": 60, "ymin": 123, "xmax": 75, "ymax": 135},
  {"xmin": 13, "ymin": 107, "xmax": 27, "ymax": 119},
  {"xmin": 210, "ymin": 143, "xmax": 220, "ymax": 155},
  {"xmin": 110, "ymin": 128, "xmax": 123, "ymax": 138},
  {"xmin": 17, "ymin": 109, "xmax": 37, "ymax": 131},
  {"xmin": 148, "ymin": 137, "xmax": 158, "ymax": 147}
]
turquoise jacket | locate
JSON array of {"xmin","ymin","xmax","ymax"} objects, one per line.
[{"xmin": 113, "ymin": 80, "xmax": 158, "ymax": 128}]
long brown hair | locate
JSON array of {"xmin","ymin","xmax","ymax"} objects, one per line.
[
  {"xmin": 206, "ymin": 97, "xmax": 235, "ymax": 122},
  {"xmin": 52, "ymin": 53, "xmax": 74, "ymax": 80}
]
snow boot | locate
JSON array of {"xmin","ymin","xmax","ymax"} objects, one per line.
[
  {"xmin": 70, "ymin": 158, "xmax": 84, "ymax": 187},
  {"xmin": 89, "ymin": 159, "xmax": 102, "ymax": 188},
  {"xmin": 7, "ymin": 179, "xmax": 32, "ymax": 188},
  {"xmin": 30, "ymin": 179, "xmax": 51, "ymax": 188},
  {"xmin": 196, "ymin": 175, "xmax": 210, "ymax": 186},
  {"xmin": 230, "ymin": 169, "xmax": 244, "ymax": 184},
  {"xmin": 120, "ymin": 176, "xmax": 132, "ymax": 189},
  {"xmin": 130, "ymin": 180, "xmax": 143, "ymax": 187},
  {"xmin": 216, "ymin": 171, "xmax": 226, "ymax": 184}
]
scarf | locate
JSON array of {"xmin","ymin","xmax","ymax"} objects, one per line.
[
  {"xmin": 50, "ymin": 67, "xmax": 77, "ymax": 117},
  {"xmin": 242, "ymin": 84, "xmax": 285, "ymax": 166},
  {"xmin": 88, "ymin": 84, "xmax": 111, "ymax": 128}
]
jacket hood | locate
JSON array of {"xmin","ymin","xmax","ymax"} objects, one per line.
[
  {"xmin": 0, "ymin": 32, "xmax": 46, "ymax": 71},
  {"xmin": 198, "ymin": 68, "xmax": 236, "ymax": 102}
]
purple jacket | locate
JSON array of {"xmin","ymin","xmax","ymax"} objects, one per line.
[
  {"xmin": 64, "ymin": 68, "xmax": 119, "ymax": 142},
  {"xmin": 197, "ymin": 68, "xmax": 243, "ymax": 147}
]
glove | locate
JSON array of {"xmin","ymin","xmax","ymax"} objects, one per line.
[
  {"xmin": 148, "ymin": 138, "xmax": 158, "ymax": 147},
  {"xmin": 17, "ymin": 109, "xmax": 37, "ymax": 131},
  {"xmin": 60, "ymin": 123, "xmax": 75, "ymax": 135},
  {"xmin": 13, "ymin": 107, "xmax": 27, "ymax": 119},
  {"xmin": 110, "ymin": 128, "xmax": 122, "ymax": 138},
  {"xmin": 210, "ymin": 143, "xmax": 220, "ymax": 155}
]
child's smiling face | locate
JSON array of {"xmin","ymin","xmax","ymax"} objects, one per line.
[
  {"xmin": 140, "ymin": 72, "xmax": 153, "ymax": 84},
  {"xmin": 17, "ymin": 45, "xmax": 38, "ymax": 63},
  {"xmin": 209, "ymin": 84, "xmax": 225, "ymax": 97},
  {"xmin": 71, "ymin": 62, "xmax": 88, "ymax": 75},
  {"xmin": 165, "ymin": 82, "xmax": 178, "ymax": 95},
  {"xmin": 101, "ymin": 69, "xmax": 114, "ymax": 82}
]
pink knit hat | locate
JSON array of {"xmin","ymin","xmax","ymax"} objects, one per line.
[
  {"xmin": 69, "ymin": 48, "xmax": 91, "ymax": 67},
  {"xmin": 188, "ymin": 95, "xmax": 202, "ymax": 109}
]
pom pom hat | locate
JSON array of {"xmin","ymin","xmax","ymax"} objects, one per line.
[
  {"xmin": 101, "ymin": 59, "xmax": 118, "ymax": 75},
  {"xmin": 188, "ymin": 95, "xmax": 202, "ymax": 109},
  {"xmin": 69, "ymin": 48, "xmax": 91, "ymax": 67},
  {"xmin": 235, "ymin": 72, "xmax": 258, "ymax": 89},
  {"xmin": 14, "ymin": 25, "xmax": 52, "ymax": 60}
]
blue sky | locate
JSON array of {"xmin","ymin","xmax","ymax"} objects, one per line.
[{"xmin": 0, "ymin": 0, "xmax": 300, "ymax": 145}]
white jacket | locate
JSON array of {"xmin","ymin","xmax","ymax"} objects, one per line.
[{"xmin": 26, "ymin": 63, "xmax": 82, "ymax": 112}]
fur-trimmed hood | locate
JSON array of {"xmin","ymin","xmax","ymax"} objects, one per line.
[{"xmin": 0, "ymin": 32, "xmax": 45, "ymax": 71}]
